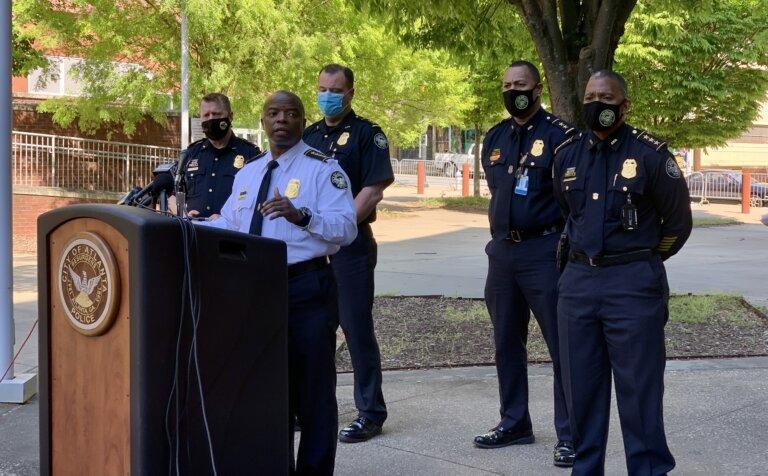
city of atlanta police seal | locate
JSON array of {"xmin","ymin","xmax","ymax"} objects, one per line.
[{"xmin": 57, "ymin": 231, "xmax": 120, "ymax": 336}]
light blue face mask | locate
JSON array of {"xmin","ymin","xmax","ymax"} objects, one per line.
[{"xmin": 317, "ymin": 90, "xmax": 348, "ymax": 117}]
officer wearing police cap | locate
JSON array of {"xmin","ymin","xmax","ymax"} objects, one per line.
[
  {"xmin": 183, "ymin": 93, "xmax": 260, "ymax": 218},
  {"xmin": 553, "ymin": 69, "xmax": 692, "ymax": 475}
]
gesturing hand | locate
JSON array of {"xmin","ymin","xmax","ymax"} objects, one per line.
[{"xmin": 260, "ymin": 187, "xmax": 302, "ymax": 224}]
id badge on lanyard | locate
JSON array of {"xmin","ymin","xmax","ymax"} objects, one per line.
[{"xmin": 514, "ymin": 152, "xmax": 529, "ymax": 196}]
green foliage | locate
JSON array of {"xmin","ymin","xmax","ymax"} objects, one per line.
[
  {"xmin": 14, "ymin": 0, "xmax": 472, "ymax": 146},
  {"xmin": 617, "ymin": 0, "xmax": 768, "ymax": 147},
  {"xmin": 358, "ymin": 0, "xmax": 768, "ymax": 147},
  {"xmin": 12, "ymin": 23, "xmax": 46, "ymax": 76}
]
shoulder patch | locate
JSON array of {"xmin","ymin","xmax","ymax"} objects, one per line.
[
  {"xmin": 635, "ymin": 130, "xmax": 668, "ymax": 152},
  {"xmin": 665, "ymin": 156, "xmax": 682, "ymax": 179},
  {"xmin": 554, "ymin": 132, "xmax": 582, "ymax": 156},
  {"xmin": 330, "ymin": 171, "xmax": 348, "ymax": 189},
  {"xmin": 373, "ymin": 132, "xmax": 388, "ymax": 149},
  {"xmin": 304, "ymin": 148, "xmax": 329, "ymax": 162},
  {"xmin": 245, "ymin": 150, "xmax": 267, "ymax": 165}
]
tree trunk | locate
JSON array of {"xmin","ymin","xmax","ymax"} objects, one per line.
[
  {"xmin": 509, "ymin": 0, "xmax": 638, "ymax": 126},
  {"xmin": 473, "ymin": 124, "xmax": 481, "ymax": 197}
]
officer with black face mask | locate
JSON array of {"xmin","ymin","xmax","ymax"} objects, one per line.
[
  {"xmin": 553, "ymin": 70, "xmax": 692, "ymax": 475},
  {"xmin": 182, "ymin": 93, "xmax": 261, "ymax": 218},
  {"xmin": 473, "ymin": 60, "xmax": 577, "ymax": 468}
]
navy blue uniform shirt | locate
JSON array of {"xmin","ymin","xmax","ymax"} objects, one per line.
[
  {"xmin": 303, "ymin": 110, "xmax": 394, "ymax": 223},
  {"xmin": 481, "ymin": 108, "xmax": 576, "ymax": 239},
  {"xmin": 182, "ymin": 134, "xmax": 261, "ymax": 217},
  {"xmin": 553, "ymin": 123, "xmax": 693, "ymax": 259}
]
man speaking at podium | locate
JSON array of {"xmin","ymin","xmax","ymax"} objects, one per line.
[{"xmin": 201, "ymin": 90, "xmax": 357, "ymax": 475}]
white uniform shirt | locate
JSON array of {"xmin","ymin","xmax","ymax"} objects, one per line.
[{"xmin": 201, "ymin": 140, "xmax": 357, "ymax": 264}]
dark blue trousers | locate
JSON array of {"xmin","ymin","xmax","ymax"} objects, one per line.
[
  {"xmin": 288, "ymin": 266, "xmax": 339, "ymax": 476},
  {"xmin": 558, "ymin": 256, "xmax": 675, "ymax": 476},
  {"xmin": 484, "ymin": 233, "xmax": 571, "ymax": 440},
  {"xmin": 330, "ymin": 223, "xmax": 387, "ymax": 425}
]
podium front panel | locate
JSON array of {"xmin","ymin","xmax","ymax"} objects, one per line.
[{"xmin": 48, "ymin": 218, "xmax": 131, "ymax": 473}]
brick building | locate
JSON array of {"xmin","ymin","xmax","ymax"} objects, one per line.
[{"xmin": 12, "ymin": 57, "xmax": 182, "ymax": 254}]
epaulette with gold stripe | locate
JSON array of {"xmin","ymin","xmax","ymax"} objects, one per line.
[
  {"xmin": 554, "ymin": 132, "xmax": 582, "ymax": 156},
  {"xmin": 304, "ymin": 148, "xmax": 329, "ymax": 162}
]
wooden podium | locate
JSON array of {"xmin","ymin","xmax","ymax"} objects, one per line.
[{"xmin": 37, "ymin": 204, "xmax": 289, "ymax": 475}]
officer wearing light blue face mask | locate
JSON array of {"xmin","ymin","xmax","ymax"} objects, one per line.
[{"xmin": 304, "ymin": 64, "xmax": 394, "ymax": 444}]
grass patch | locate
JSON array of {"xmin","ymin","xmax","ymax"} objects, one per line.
[
  {"xmin": 668, "ymin": 294, "xmax": 750, "ymax": 325},
  {"xmin": 420, "ymin": 196, "xmax": 490, "ymax": 213},
  {"xmin": 444, "ymin": 300, "xmax": 487, "ymax": 323},
  {"xmin": 376, "ymin": 207, "xmax": 409, "ymax": 219},
  {"xmin": 692, "ymin": 216, "xmax": 740, "ymax": 227}
]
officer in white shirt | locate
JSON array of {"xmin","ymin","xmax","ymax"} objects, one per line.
[{"xmin": 203, "ymin": 90, "xmax": 356, "ymax": 475}]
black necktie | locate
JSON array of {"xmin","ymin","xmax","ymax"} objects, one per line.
[
  {"xmin": 248, "ymin": 160, "xmax": 279, "ymax": 236},
  {"xmin": 583, "ymin": 143, "xmax": 607, "ymax": 257}
]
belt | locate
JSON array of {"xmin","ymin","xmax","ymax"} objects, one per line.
[
  {"xmin": 569, "ymin": 249, "xmax": 653, "ymax": 267},
  {"xmin": 505, "ymin": 224, "xmax": 563, "ymax": 243},
  {"xmin": 288, "ymin": 256, "xmax": 329, "ymax": 278}
]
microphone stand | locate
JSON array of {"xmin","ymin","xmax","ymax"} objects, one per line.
[
  {"xmin": 158, "ymin": 190, "xmax": 169, "ymax": 214},
  {"xmin": 175, "ymin": 150, "xmax": 191, "ymax": 217}
]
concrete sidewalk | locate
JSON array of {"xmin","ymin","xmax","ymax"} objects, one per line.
[
  {"xmin": 335, "ymin": 357, "xmax": 768, "ymax": 475},
  {"xmin": 372, "ymin": 206, "xmax": 768, "ymax": 305},
  {"xmin": 3, "ymin": 357, "xmax": 768, "ymax": 474}
]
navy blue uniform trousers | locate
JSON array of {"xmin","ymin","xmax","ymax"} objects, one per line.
[
  {"xmin": 558, "ymin": 256, "xmax": 675, "ymax": 476},
  {"xmin": 288, "ymin": 266, "xmax": 339, "ymax": 476},
  {"xmin": 484, "ymin": 233, "xmax": 570, "ymax": 440},
  {"xmin": 330, "ymin": 223, "xmax": 387, "ymax": 425}
]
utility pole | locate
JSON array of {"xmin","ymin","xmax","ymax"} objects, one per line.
[
  {"xmin": 0, "ymin": 0, "xmax": 37, "ymax": 403},
  {"xmin": 180, "ymin": 3, "xmax": 189, "ymax": 149}
]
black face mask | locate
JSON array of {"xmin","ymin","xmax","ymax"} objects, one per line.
[
  {"xmin": 202, "ymin": 116, "xmax": 232, "ymax": 141},
  {"xmin": 581, "ymin": 101, "xmax": 623, "ymax": 132},
  {"xmin": 503, "ymin": 88, "xmax": 537, "ymax": 118}
]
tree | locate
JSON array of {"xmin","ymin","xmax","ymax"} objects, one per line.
[
  {"xmin": 355, "ymin": 0, "xmax": 638, "ymax": 124},
  {"xmin": 14, "ymin": 0, "xmax": 472, "ymax": 147},
  {"xmin": 616, "ymin": 0, "xmax": 768, "ymax": 147},
  {"xmin": 355, "ymin": 0, "xmax": 768, "ymax": 147},
  {"xmin": 12, "ymin": 23, "xmax": 45, "ymax": 76}
]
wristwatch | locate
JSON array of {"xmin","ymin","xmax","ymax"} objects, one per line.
[{"xmin": 297, "ymin": 207, "xmax": 312, "ymax": 228}]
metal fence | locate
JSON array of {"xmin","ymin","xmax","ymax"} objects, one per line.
[
  {"xmin": 12, "ymin": 131, "xmax": 179, "ymax": 196},
  {"xmin": 390, "ymin": 159, "xmax": 489, "ymax": 192},
  {"xmin": 686, "ymin": 170, "xmax": 768, "ymax": 207}
]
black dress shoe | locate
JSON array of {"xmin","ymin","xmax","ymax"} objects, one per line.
[
  {"xmin": 338, "ymin": 416, "xmax": 382, "ymax": 443},
  {"xmin": 473, "ymin": 426, "xmax": 534, "ymax": 449},
  {"xmin": 553, "ymin": 440, "xmax": 575, "ymax": 467}
]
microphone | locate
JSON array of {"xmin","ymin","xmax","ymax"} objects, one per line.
[
  {"xmin": 117, "ymin": 186, "xmax": 142, "ymax": 205},
  {"xmin": 154, "ymin": 162, "xmax": 177, "ymax": 176},
  {"xmin": 131, "ymin": 171, "xmax": 175, "ymax": 206}
]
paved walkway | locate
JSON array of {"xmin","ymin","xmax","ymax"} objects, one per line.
[
  {"xmin": 372, "ymin": 198, "xmax": 768, "ymax": 306},
  {"xmin": 4, "ymin": 357, "xmax": 768, "ymax": 474}
]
